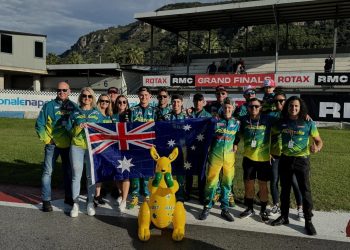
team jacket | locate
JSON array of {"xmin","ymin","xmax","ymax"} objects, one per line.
[
  {"xmin": 163, "ymin": 111, "xmax": 190, "ymax": 121},
  {"xmin": 154, "ymin": 105, "xmax": 172, "ymax": 121},
  {"xmin": 130, "ymin": 104, "xmax": 157, "ymax": 122},
  {"xmin": 189, "ymin": 108, "xmax": 212, "ymax": 118},
  {"xmin": 68, "ymin": 108, "xmax": 104, "ymax": 149},
  {"xmin": 35, "ymin": 98, "xmax": 77, "ymax": 148}
]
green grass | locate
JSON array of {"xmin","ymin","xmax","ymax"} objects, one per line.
[{"xmin": 0, "ymin": 118, "xmax": 349, "ymax": 211}]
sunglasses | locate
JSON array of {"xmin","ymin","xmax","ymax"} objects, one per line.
[
  {"xmin": 158, "ymin": 95, "xmax": 168, "ymax": 99},
  {"xmin": 100, "ymin": 100, "xmax": 110, "ymax": 104},
  {"xmin": 275, "ymin": 99, "xmax": 286, "ymax": 104},
  {"xmin": 216, "ymin": 92, "xmax": 226, "ymax": 96},
  {"xmin": 82, "ymin": 94, "xmax": 93, "ymax": 99},
  {"xmin": 108, "ymin": 90, "xmax": 118, "ymax": 94},
  {"xmin": 248, "ymin": 105, "xmax": 261, "ymax": 109},
  {"xmin": 57, "ymin": 89, "xmax": 68, "ymax": 93},
  {"xmin": 118, "ymin": 100, "xmax": 127, "ymax": 104}
]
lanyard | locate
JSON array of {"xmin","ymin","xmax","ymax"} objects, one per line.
[{"xmin": 249, "ymin": 117, "xmax": 260, "ymax": 139}]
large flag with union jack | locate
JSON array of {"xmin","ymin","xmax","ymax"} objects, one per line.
[{"xmin": 85, "ymin": 118, "xmax": 215, "ymax": 184}]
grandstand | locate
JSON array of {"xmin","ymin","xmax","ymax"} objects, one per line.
[{"xmin": 164, "ymin": 53, "xmax": 350, "ymax": 75}]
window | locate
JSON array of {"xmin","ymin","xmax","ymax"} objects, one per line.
[
  {"xmin": 35, "ymin": 41, "xmax": 43, "ymax": 58},
  {"xmin": 1, "ymin": 34, "xmax": 12, "ymax": 53}
]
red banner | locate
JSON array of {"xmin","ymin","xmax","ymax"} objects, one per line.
[{"xmin": 195, "ymin": 73, "xmax": 274, "ymax": 88}]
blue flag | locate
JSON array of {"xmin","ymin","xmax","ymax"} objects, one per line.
[{"xmin": 86, "ymin": 118, "xmax": 215, "ymax": 184}]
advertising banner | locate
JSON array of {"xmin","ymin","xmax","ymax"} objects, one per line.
[
  {"xmin": 143, "ymin": 75, "xmax": 171, "ymax": 87},
  {"xmin": 171, "ymin": 75, "xmax": 195, "ymax": 86},
  {"xmin": 195, "ymin": 73, "xmax": 274, "ymax": 88},
  {"xmin": 301, "ymin": 94, "xmax": 350, "ymax": 122},
  {"xmin": 315, "ymin": 73, "xmax": 350, "ymax": 86},
  {"xmin": 275, "ymin": 72, "xmax": 315, "ymax": 87}
]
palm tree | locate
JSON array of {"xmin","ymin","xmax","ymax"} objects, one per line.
[
  {"xmin": 64, "ymin": 52, "xmax": 84, "ymax": 64},
  {"xmin": 126, "ymin": 47, "xmax": 144, "ymax": 64},
  {"xmin": 46, "ymin": 52, "xmax": 60, "ymax": 64},
  {"xmin": 108, "ymin": 45, "xmax": 124, "ymax": 63}
]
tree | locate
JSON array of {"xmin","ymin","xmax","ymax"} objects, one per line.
[
  {"xmin": 46, "ymin": 53, "xmax": 60, "ymax": 65},
  {"xmin": 64, "ymin": 52, "xmax": 84, "ymax": 64},
  {"xmin": 126, "ymin": 47, "xmax": 144, "ymax": 64},
  {"xmin": 108, "ymin": 45, "xmax": 124, "ymax": 63}
]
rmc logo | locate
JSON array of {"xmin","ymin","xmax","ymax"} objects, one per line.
[{"xmin": 315, "ymin": 73, "xmax": 350, "ymax": 85}]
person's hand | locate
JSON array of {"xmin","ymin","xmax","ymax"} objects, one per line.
[
  {"xmin": 186, "ymin": 108, "xmax": 194, "ymax": 116},
  {"xmin": 232, "ymin": 145, "xmax": 238, "ymax": 153},
  {"xmin": 79, "ymin": 123, "xmax": 88, "ymax": 128},
  {"xmin": 310, "ymin": 142, "xmax": 319, "ymax": 153}
]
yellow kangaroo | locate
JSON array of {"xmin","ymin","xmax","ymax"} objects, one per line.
[{"xmin": 138, "ymin": 147, "xmax": 186, "ymax": 241}]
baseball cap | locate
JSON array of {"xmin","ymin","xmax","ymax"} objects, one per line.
[
  {"xmin": 193, "ymin": 93, "xmax": 204, "ymax": 102},
  {"xmin": 263, "ymin": 79, "xmax": 276, "ymax": 87},
  {"xmin": 243, "ymin": 85, "xmax": 256, "ymax": 95},
  {"xmin": 215, "ymin": 85, "xmax": 227, "ymax": 93},
  {"xmin": 107, "ymin": 87, "xmax": 119, "ymax": 94},
  {"xmin": 137, "ymin": 86, "xmax": 150, "ymax": 94},
  {"xmin": 223, "ymin": 97, "xmax": 236, "ymax": 107}
]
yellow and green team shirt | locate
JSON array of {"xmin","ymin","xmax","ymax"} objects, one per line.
[
  {"xmin": 130, "ymin": 104, "xmax": 156, "ymax": 122},
  {"xmin": 278, "ymin": 119, "xmax": 319, "ymax": 157},
  {"xmin": 240, "ymin": 114, "xmax": 277, "ymax": 162},
  {"xmin": 209, "ymin": 116, "xmax": 240, "ymax": 158},
  {"xmin": 68, "ymin": 108, "xmax": 103, "ymax": 149}
]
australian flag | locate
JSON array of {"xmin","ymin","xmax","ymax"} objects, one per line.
[{"xmin": 85, "ymin": 118, "xmax": 215, "ymax": 184}]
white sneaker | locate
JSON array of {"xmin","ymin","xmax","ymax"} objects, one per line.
[
  {"xmin": 87, "ymin": 202, "xmax": 96, "ymax": 216},
  {"xmin": 70, "ymin": 203, "xmax": 79, "ymax": 218},
  {"xmin": 118, "ymin": 200, "xmax": 126, "ymax": 213},
  {"xmin": 115, "ymin": 196, "xmax": 122, "ymax": 207},
  {"xmin": 297, "ymin": 207, "xmax": 304, "ymax": 222}
]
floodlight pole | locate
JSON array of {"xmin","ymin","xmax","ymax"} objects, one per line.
[
  {"xmin": 332, "ymin": 5, "xmax": 339, "ymax": 73},
  {"xmin": 273, "ymin": 5, "xmax": 279, "ymax": 73}
]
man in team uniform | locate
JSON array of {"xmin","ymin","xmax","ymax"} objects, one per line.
[
  {"xmin": 154, "ymin": 87, "xmax": 171, "ymax": 120},
  {"xmin": 204, "ymin": 85, "xmax": 227, "ymax": 116},
  {"xmin": 128, "ymin": 86, "xmax": 157, "ymax": 209},
  {"xmin": 234, "ymin": 85, "xmax": 256, "ymax": 119}
]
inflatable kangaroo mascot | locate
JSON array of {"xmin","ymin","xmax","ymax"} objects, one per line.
[{"xmin": 138, "ymin": 147, "xmax": 186, "ymax": 241}]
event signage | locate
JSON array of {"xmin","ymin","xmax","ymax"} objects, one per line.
[
  {"xmin": 143, "ymin": 75, "xmax": 171, "ymax": 87},
  {"xmin": 195, "ymin": 73, "xmax": 274, "ymax": 87},
  {"xmin": 171, "ymin": 75, "xmax": 195, "ymax": 86},
  {"xmin": 301, "ymin": 94, "xmax": 350, "ymax": 122},
  {"xmin": 315, "ymin": 73, "xmax": 350, "ymax": 85},
  {"xmin": 275, "ymin": 73, "xmax": 314, "ymax": 87}
]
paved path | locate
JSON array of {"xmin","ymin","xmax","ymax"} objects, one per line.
[{"xmin": 0, "ymin": 184, "xmax": 349, "ymax": 249}]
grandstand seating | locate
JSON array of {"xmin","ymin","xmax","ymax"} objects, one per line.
[{"xmin": 164, "ymin": 53, "xmax": 350, "ymax": 74}]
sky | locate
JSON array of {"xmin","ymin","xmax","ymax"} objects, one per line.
[{"xmin": 0, "ymin": 0, "xmax": 217, "ymax": 55}]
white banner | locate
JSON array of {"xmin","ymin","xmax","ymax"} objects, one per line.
[
  {"xmin": 275, "ymin": 72, "xmax": 315, "ymax": 87},
  {"xmin": 143, "ymin": 75, "xmax": 171, "ymax": 87}
]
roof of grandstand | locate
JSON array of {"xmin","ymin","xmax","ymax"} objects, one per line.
[{"xmin": 135, "ymin": 0, "xmax": 350, "ymax": 32}]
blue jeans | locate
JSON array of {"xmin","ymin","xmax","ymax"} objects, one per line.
[
  {"xmin": 41, "ymin": 144, "xmax": 72, "ymax": 202},
  {"xmin": 70, "ymin": 145, "xmax": 95, "ymax": 203},
  {"xmin": 271, "ymin": 157, "xmax": 303, "ymax": 206}
]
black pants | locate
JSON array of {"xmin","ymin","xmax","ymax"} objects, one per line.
[{"xmin": 279, "ymin": 154, "xmax": 313, "ymax": 220}]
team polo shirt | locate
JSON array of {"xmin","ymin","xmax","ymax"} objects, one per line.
[
  {"xmin": 279, "ymin": 119, "xmax": 319, "ymax": 157},
  {"xmin": 240, "ymin": 114, "xmax": 277, "ymax": 162},
  {"xmin": 163, "ymin": 111, "xmax": 189, "ymax": 121},
  {"xmin": 191, "ymin": 109, "xmax": 212, "ymax": 118},
  {"xmin": 130, "ymin": 104, "xmax": 156, "ymax": 122},
  {"xmin": 155, "ymin": 105, "xmax": 172, "ymax": 120},
  {"xmin": 234, "ymin": 102, "xmax": 249, "ymax": 120},
  {"xmin": 68, "ymin": 108, "xmax": 103, "ymax": 149}
]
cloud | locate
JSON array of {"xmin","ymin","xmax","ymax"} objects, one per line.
[{"xmin": 0, "ymin": 0, "xmax": 217, "ymax": 54}]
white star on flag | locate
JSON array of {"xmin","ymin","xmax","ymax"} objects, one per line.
[
  {"xmin": 183, "ymin": 124, "xmax": 192, "ymax": 131},
  {"xmin": 167, "ymin": 139, "xmax": 176, "ymax": 147},
  {"xmin": 191, "ymin": 145, "xmax": 196, "ymax": 151},
  {"xmin": 184, "ymin": 161, "xmax": 192, "ymax": 170},
  {"xmin": 196, "ymin": 133, "xmax": 204, "ymax": 141},
  {"xmin": 117, "ymin": 156, "xmax": 134, "ymax": 173}
]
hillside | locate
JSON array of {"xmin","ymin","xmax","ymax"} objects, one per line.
[{"xmin": 51, "ymin": 1, "xmax": 350, "ymax": 65}]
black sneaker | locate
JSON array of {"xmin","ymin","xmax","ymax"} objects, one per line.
[
  {"xmin": 240, "ymin": 208, "xmax": 255, "ymax": 218},
  {"xmin": 93, "ymin": 196, "xmax": 105, "ymax": 207},
  {"xmin": 271, "ymin": 216, "xmax": 289, "ymax": 226},
  {"xmin": 198, "ymin": 207, "xmax": 210, "ymax": 220},
  {"xmin": 221, "ymin": 209, "xmax": 234, "ymax": 222},
  {"xmin": 260, "ymin": 211, "xmax": 269, "ymax": 223},
  {"xmin": 42, "ymin": 201, "xmax": 53, "ymax": 212},
  {"xmin": 305, "ymin": 220, "xmax": 317, "ymax": 235}
]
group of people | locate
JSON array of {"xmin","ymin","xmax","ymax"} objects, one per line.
[
  {"xmin": 207, "ymin": 58, "xmax": 246, "ymax": 74},
  {"xmin": 35, "ymin": 79, "xmax": 322, "ymax": 236}
]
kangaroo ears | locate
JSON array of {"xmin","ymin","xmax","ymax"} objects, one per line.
[
  {"xmin": 168, "ymin": 147, "xmax": 179, "ymax": 162},
  {"xmin": 150, "ymin": 146, "xmax": 160, "ymax": 161}
]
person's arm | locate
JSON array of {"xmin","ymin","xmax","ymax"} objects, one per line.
[
  {"xmin": 35, "ymin": 103, "xmax": 52, "ymax": 144},
  {"xmin": 310, "ymin": 135, "xmax": 323, "ymax": 153}
]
